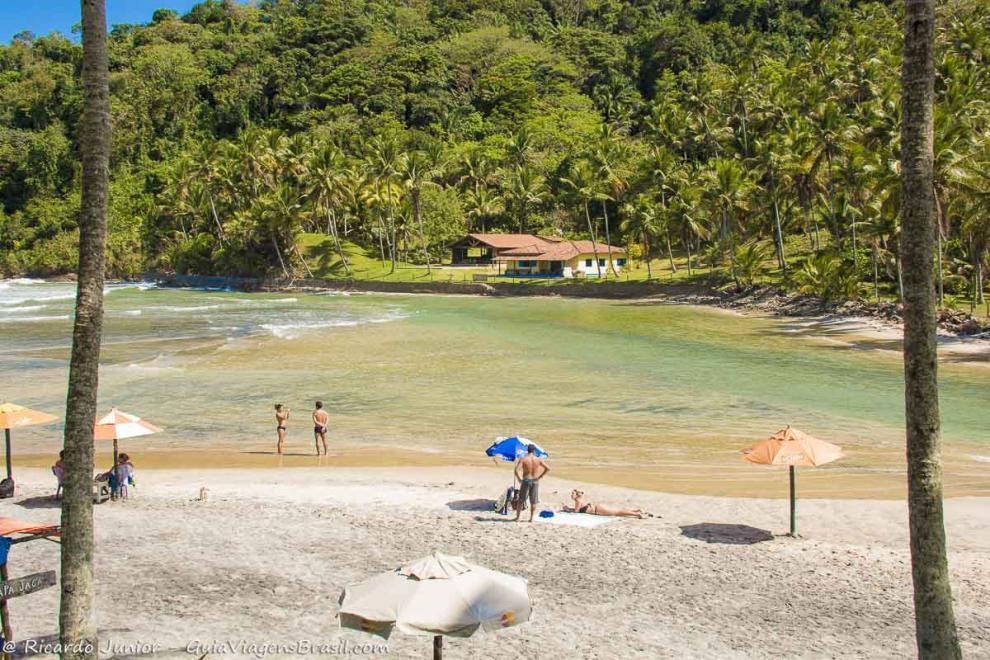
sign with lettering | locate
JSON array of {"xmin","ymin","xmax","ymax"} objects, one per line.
[{"xmin": 0, "ymin": 570, "xmax": 56, "ymax": 600}]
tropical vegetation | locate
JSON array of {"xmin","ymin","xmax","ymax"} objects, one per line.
[{"xmin": 0, "ymin": 0, "xmax": 988, "ymax": 307}]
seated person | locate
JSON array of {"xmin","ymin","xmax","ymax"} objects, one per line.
[{"xmin": 563, "ymin": 489, "xmax": 651, "ymax": 518}]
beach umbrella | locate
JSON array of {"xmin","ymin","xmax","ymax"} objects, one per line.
[
  {"xmin": 93, "ymin": 408, "xmax": 162, "ymax": 470},
  {"xmin": 742, "ymin": 426, "xmax": 844, "ymax": 536},
  {"xmin": 484, "ymin": 436, "xmax": 548, "ymax": 462},
  {"xmin": 0, "ymin": 403, "xmax": 58, "ymax": 489},
  {"xmin": 339, "ymin": 552, "xmax": 530, "ymax": 659}
]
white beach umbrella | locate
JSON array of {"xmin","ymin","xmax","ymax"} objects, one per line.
[{"xmin": 339, "ymin": 552, "xmax": 530, "ymax": 659}]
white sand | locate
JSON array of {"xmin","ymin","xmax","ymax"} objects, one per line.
[{"xmin": 2, "ymin": 466, "xmax": 988, "ymax": 659}]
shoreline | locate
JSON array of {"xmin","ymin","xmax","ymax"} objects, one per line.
[
  {"xmin": 151, "ymin": 273, "xmax": 990, "ymax": 361},
  {"xmin": 11, "ymin": 445, "xmax": 990, "ymax": 500}
]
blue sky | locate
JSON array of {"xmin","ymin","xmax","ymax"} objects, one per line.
[{"xmin": 1, "ymin": 1, "xmax": 203, "ymax": 44}]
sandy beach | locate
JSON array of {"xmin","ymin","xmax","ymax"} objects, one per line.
[{"xmin": 2, "ymin": 466, "xmax": 988, "ymax": 659}]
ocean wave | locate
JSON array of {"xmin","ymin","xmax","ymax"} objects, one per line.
[
  {"xmin": 3, "ymin": 305, "xmax": 46, "ymax": 313},
  {"xmin": 260, "ymin": 319, "xmax": 358, "ymax": 339},
  {"xmin": 0, "ymin": 314, "xmax": 71, "ymax": 323},
  {"xmin": 0, "ymin": 292, "xmax": 76, "ymax": 305},
  {"xmin": 156, "ymin": 304, "xmax": 224, "ymax": 313}
]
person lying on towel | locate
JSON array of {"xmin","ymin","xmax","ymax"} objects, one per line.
[{"xmin": 562, "ymin": 489, "xmax": 653, "ymax": 518}]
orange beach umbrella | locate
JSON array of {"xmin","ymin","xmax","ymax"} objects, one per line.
[
  {"xmin": 742, "ymin": 426, "xmax": 844, "ymax": 536},
  {"xmin": 94, "ymin": 408, "xmax": 162, "ymax": 469},
  {"xmin": 0, "ymin": 402, "xmax": 58, "ymax": 486}
]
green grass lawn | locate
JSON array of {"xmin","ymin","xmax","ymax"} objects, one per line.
[{"xmin": 296, "ymin": 232, "xmax": 989, "ymax": 314}]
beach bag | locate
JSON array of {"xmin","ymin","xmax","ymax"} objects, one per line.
[
  {"xmin": 0, "ymin": 478, "xmax": 13, "ymax": 499},
  {"xmin": 496, "ymin": 487, "xmax": 520, "ymax": 515}
]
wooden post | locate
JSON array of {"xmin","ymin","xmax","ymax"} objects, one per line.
[
  {"xmin": 789, "ymin": 465, "xmax": 797, "ymax": 537},
  {"xmin": 3, "ymin": 429, "xmax": 11, "ymax": 481},
  {"xmin": 433, "ymin": 635, "xmax": 442, "ymax": 660},
  {"xmin": 0, "ymin": 563, "xmax": 11, "ymax": 658}
]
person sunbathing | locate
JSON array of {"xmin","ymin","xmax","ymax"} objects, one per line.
[{"xmin": 563, "ymin": 489, "xmax": 652, "ymax": 518}]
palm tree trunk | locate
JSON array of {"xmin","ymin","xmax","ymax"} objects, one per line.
[
  {"xmin": 773, "ymin": 195, "xmax": 786, "ymax": 273},
  {"xmin": 873, "ymin": 243, "xmax": 880, "ymax": 304},
  {"xmin": 644, "ymin": 234, "xmax": 652, "ymax": 280},
  {"xmin": 585, "ymin": 202, "xmax": 602, "ymax": 277},
  {"xmin": 376, "ymin": 213, "xmax": 387, "ymax": 268},
  {"xmin": 601, "ymin": 201, "xmax": 616, "ymax": 277},
  {"xmin": 327, "ymin": 209, "xmax": 351, "ymax": 275},
  {"xmin": 208, "ymin": 190, "xmax": 225, "ymax": 246},
  {"xmin": 61, "ymin": 2, "xmax": 108, "ymax": 657},
  {"xmin": 413, "ymin": 189, "xmax": 430, "ymax": 273},
  {"xmin": 386, "ymin": 181, "xmax": 397, "ymax": 274},
  {"xmin": 664, "ymin": 228, "xmax": 677, "ymax": 275},
  {"xmin": 272, "ymin": 233, "xmax": 291, "ymax": 279},
  {"xmin": 899, "ymin": 0, "xmax": 961, "ymax": 654}
]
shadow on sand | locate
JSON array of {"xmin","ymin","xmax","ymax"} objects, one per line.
[
  {"xmin": 446, "ymin": 498, "xmax": 496, "ymax": 512},
  {"xmin": 15, "ymin": 496, "xmax": 61, "ymax": 510},
  {"xmin": 679, "ymin": 522, "xmax": 774, "ymax": 545}
]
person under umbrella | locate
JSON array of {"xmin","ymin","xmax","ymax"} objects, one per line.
[{"xmin": 94, "ymin": 408, "xmax": 161, "ymax": 500}]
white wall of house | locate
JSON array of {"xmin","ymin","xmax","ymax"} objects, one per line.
[{"xmin": 567, "ymin": 253, "xmax": 626, "ymax": 277}]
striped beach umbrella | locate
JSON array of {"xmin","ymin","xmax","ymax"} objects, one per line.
[{"xmin": 94, "ymin": 408, "xmax": 162, "ymax": 470}]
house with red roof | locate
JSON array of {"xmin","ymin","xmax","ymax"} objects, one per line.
[{"xmin": 449, "ymin": 233, "xmax": 626, "ymax": 277}]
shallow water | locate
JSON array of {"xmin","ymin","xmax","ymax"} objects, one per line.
[{"xmin": 1, "ymin": 278, "xmax": 988, "ymax": 497}]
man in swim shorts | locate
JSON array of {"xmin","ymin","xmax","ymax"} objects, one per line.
[
  {"xmin": 513, "ymin": 444, "xmax": 550, "ymax": 523},
  {"xmin": 313, "ymin": 401, "xmax": 329, "ymax": 456}
]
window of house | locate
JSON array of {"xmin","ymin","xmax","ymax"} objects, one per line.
[
  {"xmin": 617, "ymin": 258, "xmax": 627, "ymax": 266},
  {"xmin": 584, "ymin": 259, "xmax": 593, "ymax": 267},
  {"xmin": 598, "ymin": 259, "xmax": 606, "ymax": 267}
]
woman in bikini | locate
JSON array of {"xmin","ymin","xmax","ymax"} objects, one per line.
[
  {"xmin": 564, "ymin": 489, "xmax": 651, "ymax": 518},
  {"xmin": 274, "ymin": 403, "xmax": 290, "ymax": 454}
]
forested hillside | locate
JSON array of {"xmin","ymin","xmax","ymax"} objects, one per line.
[{"xmin": 0, "ymin": 0, "xmax": 987, "ymax": 303}]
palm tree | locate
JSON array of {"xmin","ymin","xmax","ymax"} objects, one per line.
[
  {"xmin": 308, "ymin": 145, "xmax": 351, "ymax": 275},
  {"xmin": 368, "ymin": 137, "xmax": 403, "ymax": 274},
  {"xmin": 398, "ymin": 151, "xmax": 438, "ymax": 272},
  {"xmin": 899, "ymin": 0, "xmax": 961, "ymax": 655},
  {"xmin": 464, "ymin": 187, "xmax": 503, "ymax": 233},
  {"xmin": 504, "ymin": 167, "xmax": 546, "ymax": 234},
  {"xmin": 620, "ymin": 196, "xmax": 664, "ymax": 280},
  {"xmin": 561, "ymin": 160, "xmax": 603, "ymax": 277},
  {"xmin": 703, "ymin": 158, "xmax": 754, "ymax": 286},
  {"xmin": 61, "ymin": 1, "xmax": 109, "ymax": 656}
]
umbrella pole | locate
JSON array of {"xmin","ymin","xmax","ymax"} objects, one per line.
[
  {"xmin": 789, "ymin": 465, "xmax": 796, "ymax": 537},
  {"xmin": 433, "ymin": 635, "xmax": 442, "ymax": 660},
  {"xmin": 3, "ymin": 428, "xmax": 11, "ymax": 481}
]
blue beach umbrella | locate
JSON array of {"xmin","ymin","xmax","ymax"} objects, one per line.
[{"xmin": 485, "ymin": 436, "xmax": 549, "ymax": 462}]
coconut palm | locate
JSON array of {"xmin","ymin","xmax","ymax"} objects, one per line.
[
  {"xmin": 398, "ymin": 151, "xmax": 439, "ymax": 272},
  {"xmin": 61, "ymin": 1, "xmax": 109, "ymax": 656},
  {"xmin": 899, "ymin": 0, "xmax": 962, "ymax": 654},
  {"xmin": 561, "ymin": 160, "xmax": 603, "ymax": 277}
]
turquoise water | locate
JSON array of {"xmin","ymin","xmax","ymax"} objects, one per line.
[{"xmin": 1, "ymin": 279, "xmax": 988, "ymax": 496}]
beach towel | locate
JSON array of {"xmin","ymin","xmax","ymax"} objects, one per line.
[{"xmin": 539, "ymin": 512, "xmax": 614, "ymax": 528}]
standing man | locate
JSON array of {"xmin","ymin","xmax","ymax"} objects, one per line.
[
  {"xmin": 514, "ymin": 444, "xmax": 550, "ymax": 523},
  {"xmin": 274, "ymin": 404, "xmax": 289, "ymax": 455},
  {"xmin": 313, "ymin": 401, "xmax": 329, "ymax": 456}
]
